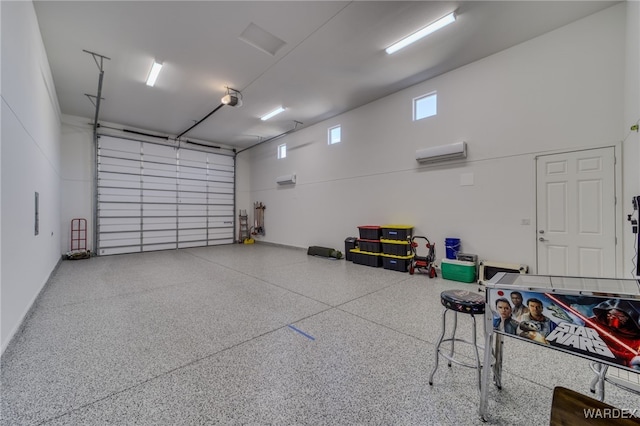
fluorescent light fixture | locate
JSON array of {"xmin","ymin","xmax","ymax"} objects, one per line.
[
  {"xmin": 261, "ymin": 106, "xmax": 285, "ymax": 121},
  {"xmin": 386, "ymin": 12, "xmax": 456, "ymax": 55},
  {"xmin": 146, "ymin": 61, "xmax": 163, "ymax": 87}
]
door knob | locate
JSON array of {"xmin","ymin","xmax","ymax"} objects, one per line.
[
  {"xmin": 539, "ymin": 230, "xmax": 545, "ymax": 234},
  {"xmin": 539, "ymin": 237, "xmax": 547, "ymax": 242}
]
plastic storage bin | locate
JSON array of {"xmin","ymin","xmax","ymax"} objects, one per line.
[
  {"xmin": 358, "ymin": 239, "xmax": 381, "ymax": 253},
  {"xmin": 380, "ymin": 239, "xmax": 411, "ymax": 256},
  {"xmin": 381, "ymin": 254, "xmax": 414, "ymax": 272},
  {"xmin": 381, "ymin": 225, "xmax": 413, "ymax": 241},
  {"xmin": 441, "ymin": 258, "xmax": 476, "ymax": 283},
  {"xmin": 358, "ymin": 226, "xmax": 382, "ymax": 240},
  {"xmin": 350, "ymin": 248, "xmax": 382, "ymax": 267},
  {"xmin": 345, "ymin": 237, "xmax": 357, "ymax": 261}
]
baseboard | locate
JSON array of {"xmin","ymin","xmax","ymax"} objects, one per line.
[{"xmin": 254, "ymin": 240, "xmax": 307, "ymax": 251}]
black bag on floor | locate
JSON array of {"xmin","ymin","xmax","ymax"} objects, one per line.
[{"xmin": 307, "ymin": 246, "xmax": 343, "ymax": 259}]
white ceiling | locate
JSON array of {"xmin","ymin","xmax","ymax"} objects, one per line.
[{"xmin": 34, "ymin": 1, "xmax": 617, "ymax": 150}]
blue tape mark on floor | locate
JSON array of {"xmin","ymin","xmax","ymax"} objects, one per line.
[{"xmin": 287, "ymin": 324, "xmax": 315, "ymax": 341}]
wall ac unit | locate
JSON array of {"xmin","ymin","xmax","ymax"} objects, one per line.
[
  {"xmin": 415, "ymin": 141, "xmax": 467, "ymax": 163},
  {"xmin": 276, "ymin": 174, "xmax": 296, "ymax": 185}
]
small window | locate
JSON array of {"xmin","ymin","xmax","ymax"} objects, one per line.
[
  {"xmin": 413, "ymin": 92, "xmax": 437, "ymax": 121},
  {"xmin": 328, "ymin": 125, "xmax": 341, "ymax": 145},
  {"xmin": 277, "ymin": 143, "xmax": 287, "ymax": 159}
]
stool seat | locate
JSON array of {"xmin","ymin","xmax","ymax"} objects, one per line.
[{"xmin": 440, "ymin": 290, "xmax": 485, "ymax": 315}]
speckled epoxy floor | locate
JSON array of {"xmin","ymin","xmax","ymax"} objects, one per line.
[{"xmin": 1, "ymin": 244, "xmax": 639, "ymax": 425}]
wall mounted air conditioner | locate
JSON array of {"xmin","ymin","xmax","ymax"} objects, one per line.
[
  {"xmin": 276, "ymin": 174, "xmax": 296, "ymax": 185},
  {"xmin": 415, "ymin": 141, "xmax": 467, "ymax": 163}
]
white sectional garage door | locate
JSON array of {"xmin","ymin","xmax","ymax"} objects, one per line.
[{"xmin": 97, "ymin": 135, "xmax": 234, "ymax": 255}]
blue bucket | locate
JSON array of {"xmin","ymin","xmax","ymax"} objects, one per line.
[{"xmin": 445, "ymin": 238, "xmax": 461, "ymax": 259}]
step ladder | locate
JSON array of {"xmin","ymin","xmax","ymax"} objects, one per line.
[{"xmin": 238, "ymin": 209, "xmax": 250, "ymax": 242}]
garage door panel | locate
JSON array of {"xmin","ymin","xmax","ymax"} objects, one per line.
[
  {"xmin": 99, "ymin": 137, "xmax": 141, "ymax": 152},
  {"xmin": 144, "ymin": 164, "xmax": 177, "ymax": 179},
  {"xmin": 179, "ymin": 160, "xmax": 207, "ymax": 170},
  {"xmin": 144, "ymin": 235, "xmax": 177, "ymax": 245},
  {"xmin": 100, "ymin": 223, "xmax": 141, "ymax": 233},
  {"xmin": 98, "ymin": 179, "xmax": 141, "ymax": 189},
  {"xmin": 207, "ymin": 227, "xmax": 233, "ymax": 238},
  {"xmin": 178, "ymin": 231, "xmax": 207, "ymax": 242},
  {"xmin": 207, "ymin": 185, "xmax": 234, "ymax": 194},
  {"xmin": 142, "ymin": 243, "xmax": 176, "ymax": 252},
  {"xmin": 178, "ymin": 193, "xmax": 207, "ymax": 203},
  {"xmin": 208, "ymin": 217, "xmax": 234, "ymax": 226},
  {"xmin": 100, "ymin": 155, "xmax": 140, "ymax": 166},
  {"xmin": 100, "ymin": 234, "xmax": 141, "ymax": 247},
  {"xmin": 97, "ymin": 136, "xmax": 234, "ymax": 255},
  {"xmin": 143, "ymin": 204, "xmax": 177, "ymax": 217},
  {"xmin": 101, "ymin": 246, "xmax": 142, "ymax": 255},
  {"xmin": 144, "ymin": 229, "xmax": 176, "ymax": 239},
  {"xmin": 207, "ymin": 193, "xmax": 234, "ymax": 203},
  {"xmin": 99, "ymin": 163, "xmax": 141, "ymax": 175},
  {"xmin": 143, "ymin": 143, "xmax": 176, "ymax": 157},
  {"xmin": 208, "ymin": 210, "xmax": 234, "ymax": 216},
  {"xmin": 179, "ymin": 165, "xmax": 207, "ymax": 176},
  {"xmin": 178, "ymin": 181, "xmax": 207, "ymax": 191},
  {"xmin": 208, "ymin": 174, "xmax": 234, "ymax": 184},
  {"xmin": 142, "ymin": 217, "xmax": 176, "ymax": 231},
  {"xmin": 207, "ymin": 238, "xmax": 234, "ymax": 246},
  {"xmin": 178, "ymin": 219, "xmax": 207, "ymax": 229},
  {"xmin": 99, "ymin": 217, "xmax": 140, "ymax": 226},
  {"xmin": 178, "ymin": 206, "xmax": 207, "ymax": 217},
  {"xmin": 179, "ymin": 241, "xmax": 208, "ymax": 248},
  {"xmin": 143, "ymin": 195, "xmax": 177, "ymax": 204},
  {"xmin": 99, "ymin": 203, "xmax": 141, "ymax": 217},
  {"xmin": 99, "ymin": 149, "xmax": 140, "ymax": 161},
  {"xmin": 99, "ymin": 186, "xmax": 140, "ymax": 196}
]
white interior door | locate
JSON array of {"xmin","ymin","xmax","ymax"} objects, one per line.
[{"xmin": 536, "ymin": 147, "xmax": 616, "ymax": 277}]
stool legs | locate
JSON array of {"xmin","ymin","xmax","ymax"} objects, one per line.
[
  {"xmin": 429, "ymin": 307, "xmax": 483, "ymax": 391},
  {"xmin": 448, "ymin": 311, "xmax": 457, "ymax": 367},
  {"xmin": 589, "ymin": 362, "xmax": 607, "ymax": 401},
  {"xmin": 471, "ymin": 314, "xmax": 481, "ymax": 393},
  {"xmin": 429, "ymin": 307, "xmax": 449, "ymax": 386}
]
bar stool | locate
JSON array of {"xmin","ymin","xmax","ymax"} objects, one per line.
[{"xmin": 429, "ymin": 289, "xmax": 485, "ymax": 392}]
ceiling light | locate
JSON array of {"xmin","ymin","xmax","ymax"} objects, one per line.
[
  {"xmin": 385, "ymin": 12, "xmax": 456, "ymax": 55},
  {"xmin": 146, "ymin": 61, "xmax": 163, "ymax": 87},
  {"xmin": 261, "ymin": 106, "xmax": 285, "ymax": 121}
]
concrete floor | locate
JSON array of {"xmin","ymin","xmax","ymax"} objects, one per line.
[{"xmin": 1, "ymin": 244, "xmax": 638, "ymax": 425}]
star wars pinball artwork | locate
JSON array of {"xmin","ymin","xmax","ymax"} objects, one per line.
[{"xmin": 486, "ymin": 274, "xmax": 640, "ymax": 372}]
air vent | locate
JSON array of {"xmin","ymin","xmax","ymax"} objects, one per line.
[{"xmin": 239, "ymin": 22, "xmax": 286, "ymax": 56}]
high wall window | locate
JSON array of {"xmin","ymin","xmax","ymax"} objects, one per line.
[
  {"xmin": 277, "ymin": 143, "xmax": 287, "ymax": 159},
  {"xmin": 328, "ymin": 125, "xmax": 341, "ymax": 145},
  {"xmin": 413, "ymin": 92, "xmax": 437, "ymax": 121}
]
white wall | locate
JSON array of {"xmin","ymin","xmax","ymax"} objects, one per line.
[
  {"xmin": 242, "ymin": 4, "xmax": 637, "ymax": 275},
  {"xmin": 59, "ymin": 115, "xmax": 94, "ymax": 253},
  {"xmin": 623, "ymin": 0, "xmax": 640, "ymax": 278},
  {"xmin": 1, "ymin": 1, "xmax": 62, "ymax": 352},
  {"xmin": 235, "ymin": 148, "xmax": 252, "ymax": 230}
]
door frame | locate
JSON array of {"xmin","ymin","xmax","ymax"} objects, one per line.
[{"xmin": 534, "ymin": 142, "xmax": 623, "ymax": 277}]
